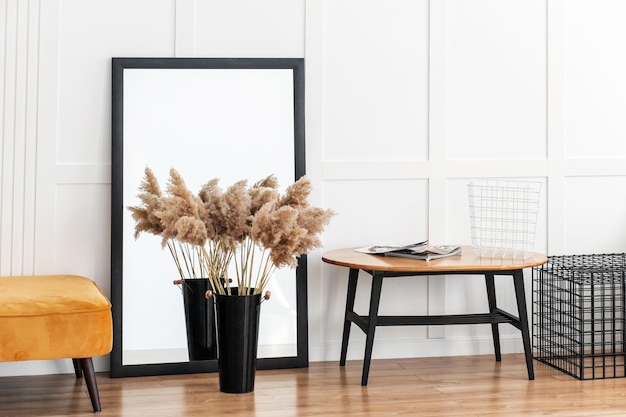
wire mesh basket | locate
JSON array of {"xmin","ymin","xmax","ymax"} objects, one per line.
[{"xmin": 467, "ymin": 179, "xmax": 542, "ymax": 259}]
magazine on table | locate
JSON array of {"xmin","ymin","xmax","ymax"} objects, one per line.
[{"xmin": 355, "ymin": 240, "xmax": 461, "ymax": 261}]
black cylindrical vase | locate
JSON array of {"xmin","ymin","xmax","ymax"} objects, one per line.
[
  {"xmin": 215, "ymin": 289, "xmax": 261, "ymax": 394},
  {"xmin": 182, "ymin": 279, "xmax": 217, "ymax": 361}
]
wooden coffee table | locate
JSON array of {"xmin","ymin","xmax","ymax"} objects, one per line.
[{"xmin": 322, "ymin": 246, "xmax": 547, "ymax": 385}]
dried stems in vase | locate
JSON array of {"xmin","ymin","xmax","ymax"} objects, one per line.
[{"xmin": 129, "ymin": 167, "xmax": 334, "ymax": 296}]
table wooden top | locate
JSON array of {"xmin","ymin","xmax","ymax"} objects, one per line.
[{"xmin": 322, "ymin": 246, "xmax": 547, "ymax": 273}]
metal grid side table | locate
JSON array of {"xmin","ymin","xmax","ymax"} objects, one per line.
[{"xmin": 532, "ymin": 253, "xmax": 626, "ymax": 380}]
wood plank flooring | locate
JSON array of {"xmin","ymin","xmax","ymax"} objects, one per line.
[{"xmin": 1, "ymin": 354, "xmax": 626, "ymax": 416}]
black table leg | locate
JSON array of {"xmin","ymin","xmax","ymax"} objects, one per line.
[
  {"xmin": 340, "ymin": 268, "xmax": 359, "ymax": 366},
  {"xmin": 513, "ymin": 269, "xmax": 535, "ymax": 380},
  {"xmin": 361, "ymin": 273, "xmax": 383, "ymax": 386},
  {"xmin": 485, "ymin": 273, "xmax": 502, "ymax": 362}
]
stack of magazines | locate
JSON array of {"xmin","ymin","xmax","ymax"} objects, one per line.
[{"xmin": 355, "ymin": 240, "xmax": 461, "ymax": 261}]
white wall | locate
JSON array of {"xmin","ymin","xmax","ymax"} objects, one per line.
[{"xmin": 2, "ymin": 0, "xmax": 626, "ymax": 376}]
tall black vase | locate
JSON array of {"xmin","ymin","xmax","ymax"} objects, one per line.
[
  {"xmin": 214, "ymin": 289, "xmax": 261, "ymax": 393},
  {"xmin": 182, "ymin": 279, "xmax": 217, "ymax": 361}
]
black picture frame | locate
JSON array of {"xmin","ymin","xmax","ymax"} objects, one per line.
[{"xmin": 110, "ymin": 57, "xmax": 307, "ymax": 377}]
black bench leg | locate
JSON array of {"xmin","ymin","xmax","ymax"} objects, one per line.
[
  {"xmin": 72, "ymin": 358, "xmax": 83, "ymax": 378},
  {"xmin": 79, "ymin": 357, "xmax": 102, "ymax": 413}
]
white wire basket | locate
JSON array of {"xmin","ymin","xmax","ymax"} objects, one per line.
[{"xmin": 467, "ymin": 179, "xmax": 542, "ymax": 259}]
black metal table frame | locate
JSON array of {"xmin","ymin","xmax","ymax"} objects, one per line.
[{"xmin": 339, "ymin": 267, "xmax": 535, "ymax": 385}]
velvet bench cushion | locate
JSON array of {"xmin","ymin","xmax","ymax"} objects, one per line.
[{"xmin": 0, "ymin": 275, "xmax": 112, "ymax": 362}]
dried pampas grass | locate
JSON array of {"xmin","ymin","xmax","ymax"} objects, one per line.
[{"xmin": 129, "ymin": 167, "xmax": 334, "ymax": 295}]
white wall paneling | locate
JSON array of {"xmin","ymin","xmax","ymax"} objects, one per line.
[
  {"xmin": 1, "ymin": 0, "xmax": 40, "ymax": 277},
  {"xmin": 563, "ymin": 176, "xmax": 626, "ymax": 255},
  {"xmin": 34, "ymin": 0, "xmax": 61, "ymax": 275},
  {"xmin": 175, "ymin": 0, "xmax": 196, "ymax": 56},
  {"xmin": 445, "ymin": 0, "xmax": 547, "ymax": 161},
  {"xmin": 304, "ymin": 0, "xmax": 327, "ymax": 362},
  {"xmin": 427, "ymin": 0, "xmax": 447, "ymax": 340},
  {"xmin": 3, "ymin": 0, "xmax": 626, "ymax": 376},
  {"xmin": 564, "ymin": 0, "xmax": 626, "ymax": 160},
  {"xmin": 194, "ymin": 0, "xmax": 305, "ymax": 58},
  {"xmin": 546, "ymin": 0, "xmax": 567, "ymax": 256},
  {"xmin": 322, "ymin": 0, "xmax": 429, "ymax": 162},
  {"xmin": 558, "ymin": 0, "xmax": 626, "ymax": 255},
  {"xmin": 316, "ymin": 0, "xmax": 625, "ymax": 363}
]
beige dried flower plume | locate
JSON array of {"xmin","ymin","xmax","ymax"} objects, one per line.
[
  {"xmin": 128, "ymin": 167, "xmax": 165, "ymax": 238},
  {"xmin": 129, "ymin": 167, "xmax": 334, "ymax": 296}
]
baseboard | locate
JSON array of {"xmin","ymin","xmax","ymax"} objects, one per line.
[{"xmin": 309, "ymin": 334, "xmax": 525, "ymax": 362}]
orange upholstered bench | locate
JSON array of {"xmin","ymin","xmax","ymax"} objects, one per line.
[{"xmin": 0, "ymin": 275, "xmax": 113, "ymax": 413}]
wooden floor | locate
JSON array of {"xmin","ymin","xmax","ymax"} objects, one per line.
[{"xmin": 1, "ymin": 354, "xmax": 626, "ymax": 416}]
